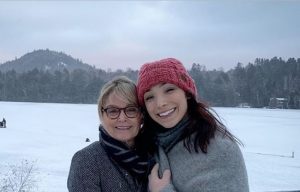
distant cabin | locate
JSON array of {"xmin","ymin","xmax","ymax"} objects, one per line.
[
  {"xmin": 269, "ymin": 97, "xmax": 288, "ymax": 109},
  {"xmin": 237, "ymin": 103, "xmax": 251, "ymax": 108}
]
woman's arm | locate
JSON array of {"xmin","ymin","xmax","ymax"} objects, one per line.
[
  {"xmin": 175, "ymin": 136, "xmax": 249, "ymax": 192},
  {"xmin": 67, "ymin": 150, "xmax": 101, "ymax": 192},
  {"xmin": 160, "ymin": 135, "xmax": 249, "ymax": 192}
]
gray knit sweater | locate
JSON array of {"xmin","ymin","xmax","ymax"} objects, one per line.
[
  {"xmin": 157, "ymin": 133, "xmax": 249, "ymax": 192},
  {"xmin": 67, "ymin": 141, "xmax": 145, "ymax": 192}
]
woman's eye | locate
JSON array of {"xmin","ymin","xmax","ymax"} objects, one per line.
[
  {"xmin": 144, "ymin": 95, "xmax": 154, "ymax": 102},
  {"xmin": 107, "ymin": 108, "xmax": 119, "ymax": 113},
  {"xmin": 166, "ymin": 87, "xmax": 175, "ymax": 93}
]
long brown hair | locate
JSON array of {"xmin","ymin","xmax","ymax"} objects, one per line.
[{"xmin": 183, "ymin": 97, "xmax": 242, "ymax": 153}]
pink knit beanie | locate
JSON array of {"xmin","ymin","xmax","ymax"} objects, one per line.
[{"xmin": 137, "ymin": 58, "xmax": 197, "ymax": 106}]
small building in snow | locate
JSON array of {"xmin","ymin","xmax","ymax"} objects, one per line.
[
  {"xmin": 269, "ymin": 97, "xmax": 288, "ymax": 109},
  {"xmin": 237, "ymin": 103, "xmax": 251, "ymax": 108}
]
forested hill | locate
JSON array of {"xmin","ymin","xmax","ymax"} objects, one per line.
[
  {"xmin": 0, "ymin": 52, "xmax": 299, "ymax": 108},
  {"xmin": 0, "ymin": 49, "xmax": 94, "ymax": 73},
  {"xmin": 190, "ymin": 57, "xmax": 300, "ymax": 108}
]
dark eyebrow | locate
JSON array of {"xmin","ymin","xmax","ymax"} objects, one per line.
[
  {"xmin": 161, "ymin": 83, "xmax": 176, "ymax": 88},
  {"xmin": 159, "ymin": 83, "xmax": 167, "ymax": 88},
  {"xmin": 146, "ymin": 83, "xmax": 167, "ymax": 92}
]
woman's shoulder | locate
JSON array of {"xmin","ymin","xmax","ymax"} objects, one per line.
[
  {"xmin": 213, "ymin": 131, "xmax": 240, "ymax": 148},
  {"xmin": 209, "ymin": 131, "xmax": 244, "ymax": 161},
  {"xmin": 169, "ymin": 131, "xmax": 244, "ymax": 162},
  {"xmin": 71, "ymin": 141, "xmax": 105, "ymax": 163}
]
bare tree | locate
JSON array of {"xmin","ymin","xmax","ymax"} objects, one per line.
[{"xmin": 0, "ymin": 159, "xmax": 39, "ymax": 192}]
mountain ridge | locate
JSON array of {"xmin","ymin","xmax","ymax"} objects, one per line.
[{"xmin": 0, "ymin": 49, "xmax": 95, "ymax": 73}]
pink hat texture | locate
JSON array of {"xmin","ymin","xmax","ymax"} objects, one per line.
[{"xmin": 137, "ymin": 58, "xmax": 197, "ymax": 106}]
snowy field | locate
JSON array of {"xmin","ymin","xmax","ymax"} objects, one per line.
[{"xmin": 0, "ymin": 101, "xmax": 299, "ymax": 192}]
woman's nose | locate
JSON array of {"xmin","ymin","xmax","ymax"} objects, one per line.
[
  {"xmin": 117, "ymin": 110, "xmax": 127, "ymax": 121},
  {"xmin": 156, "ymin": 95, "xmax": 167, "ymax": 107}
]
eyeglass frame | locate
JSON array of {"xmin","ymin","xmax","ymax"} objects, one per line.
[{"xmin": 101, "ymin": 106, "xmax": 141, "ymax": 119}]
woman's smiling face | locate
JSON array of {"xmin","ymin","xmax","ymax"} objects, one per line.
[
  {"xmin": 101, "ymin": 91, "xmax": 142, "ymax": 147},
  {"xmin": 144, "ymin": 83, "xmax": 188, "ymax": 128}
]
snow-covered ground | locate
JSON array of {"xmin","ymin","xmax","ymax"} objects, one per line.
[{"xmin": 0, "ymin": 101, "xmax": 299, "ymax": 192}]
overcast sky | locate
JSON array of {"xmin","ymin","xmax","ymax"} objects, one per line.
[{"xmin": 0, "ymin": 1, "xmax": 299, "ymax": 71}]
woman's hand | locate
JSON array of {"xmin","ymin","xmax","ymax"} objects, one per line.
[{"xmin": 148, "ymin": 163, "xmax": 171, "ymax": 192}]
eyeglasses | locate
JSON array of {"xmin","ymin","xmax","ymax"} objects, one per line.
[{"xmin": 101, "ymin": 106, "xmax": 140, "ymax": 119}]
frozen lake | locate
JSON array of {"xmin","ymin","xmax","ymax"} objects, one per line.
[{"xmin": 0, "ymin": 101, "xmax": 299, "ymax": 192}]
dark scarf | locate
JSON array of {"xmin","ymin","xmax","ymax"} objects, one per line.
[
  {"xmin": 99, "ymin": 125, "xmax": 149, "ymax": 181},
  {"xmin": 155, "ymin": 115, "xmax": 190, "ymax": 153}
]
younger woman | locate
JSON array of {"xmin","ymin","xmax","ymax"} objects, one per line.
[{"xmin": 137, "ymin": 58, "xmax": 249, "ymax": 192}]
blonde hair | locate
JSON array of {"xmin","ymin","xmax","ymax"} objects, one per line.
[{"xmin": 97, "ymin": 76, "xmax": 138, "ymax": 118}]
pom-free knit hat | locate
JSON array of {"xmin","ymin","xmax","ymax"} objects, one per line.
[{"xmin": 137, "ymin": 58, "xmax": 197, "ymax": 106}]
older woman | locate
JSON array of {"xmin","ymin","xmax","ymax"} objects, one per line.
[{"xmin": 68, "ymin": 76, "xmax": 150, "ymax": 192}]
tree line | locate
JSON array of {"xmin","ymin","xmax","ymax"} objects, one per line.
[{"xmin": 0, "ymin": 57, "xmax": 299, "ymax": 108}]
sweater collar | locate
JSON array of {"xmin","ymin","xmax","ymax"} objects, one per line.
[{"xmin": 155, "ymin": 115, "xmax": 190, "ymax": 152}]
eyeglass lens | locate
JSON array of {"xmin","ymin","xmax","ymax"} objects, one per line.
[{"xmin": 104, "ymin": 106, "xmax": 139, "ymax": 119}]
